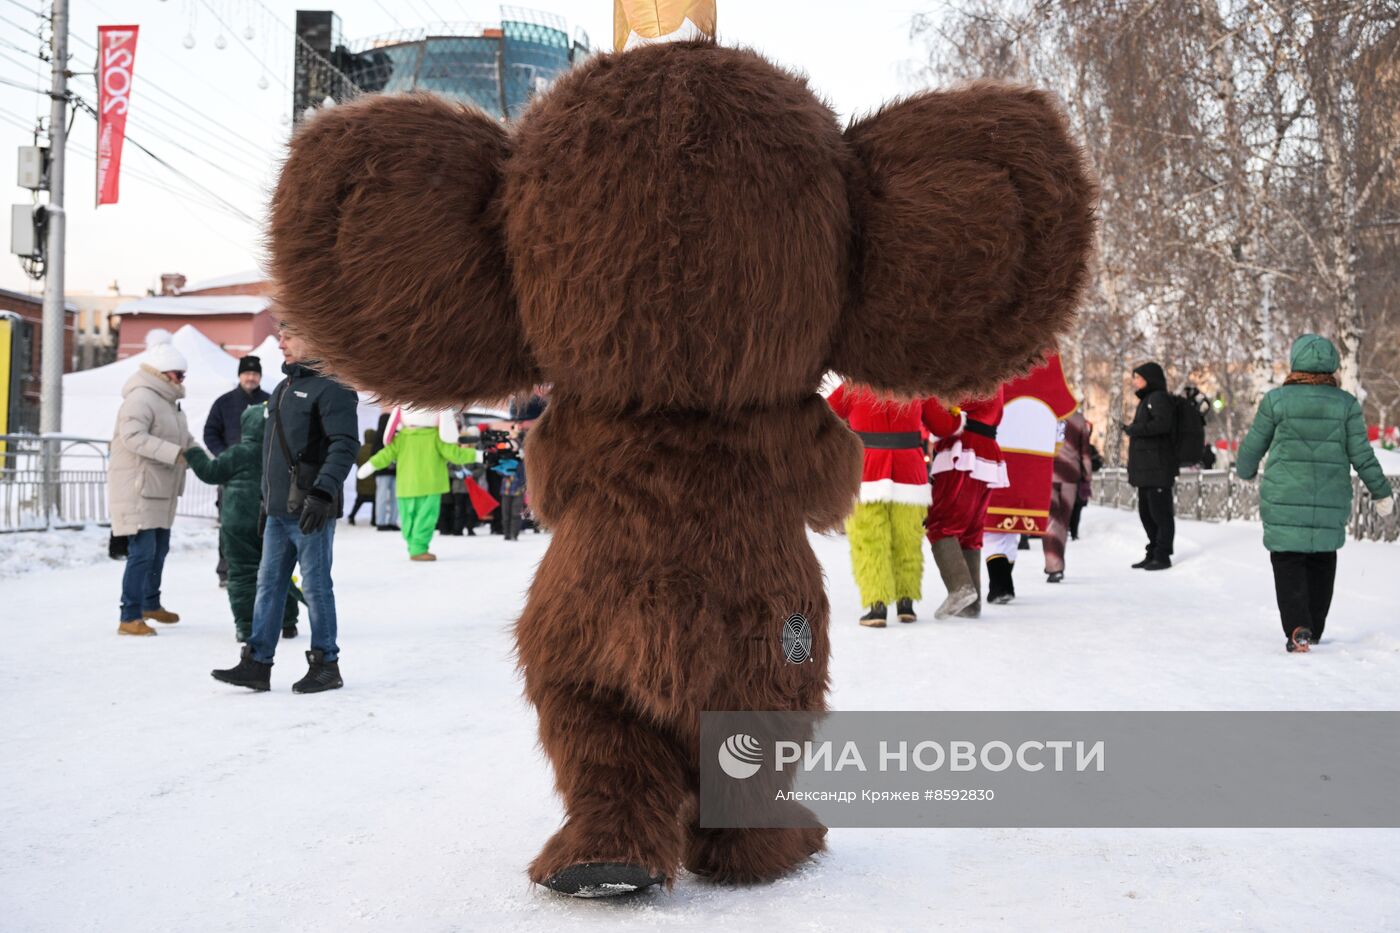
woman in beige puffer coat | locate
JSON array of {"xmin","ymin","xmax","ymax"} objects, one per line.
[{"xmin": 108, "ymin": 343, "xmax": 193, "ymax": 635}]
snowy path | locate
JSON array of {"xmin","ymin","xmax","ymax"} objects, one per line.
[{"xmin": 2, "ymin": 508, "xmax": 1398, "ymax": 931}]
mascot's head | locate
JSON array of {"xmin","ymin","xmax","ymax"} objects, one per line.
[{"xmin": 269, "ymin": 39, "xmax": 1094, "ymax": 415}]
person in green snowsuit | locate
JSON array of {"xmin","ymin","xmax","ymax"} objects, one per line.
[
  {"xmin": 185, "ymin": 404, "xmax": 304, "ymax": 641},
  {"xmin": 1235, "ymin": 334, "xmax": 1394, "ymax": 653},
  {"xmin": 358, "ymin": 409, "xmax": 477, "ymax": 560}
]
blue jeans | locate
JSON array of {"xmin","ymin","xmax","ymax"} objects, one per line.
[
  {"xmin": 119, "ymin": 527, "xmax": 171, "ymax": 621},
  {"xmin": 247, "ymin": 515, "xmax": 338, "ymax": 664}
]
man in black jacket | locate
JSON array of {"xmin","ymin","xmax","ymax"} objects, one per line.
[
  {"xmin": 212, "ymin": 326, "xmax": 358, "ymax": 693},
  {"xmin": 204, "ymin": 356, "xmax": 270, "ymax": 455},
  {"xmin": 1123, "ymin": 361, "xmax": 1177, "ymax": 570},
  {"xmin": 204, "ymin": 356, "xmax": 270, "ymax": 586}
]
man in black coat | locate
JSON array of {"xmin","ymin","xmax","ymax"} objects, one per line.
[
  {"xmin": 1123, "ymin": 361, "xmax": 1177, "ymax": 571},
  {"xmin": 204, "ymin": 356, "xmax": 271, "ymax": 586},
  {"xmin": 212, "ymin": 326, "xmax": 358, "ymax": 693},
  {"xmin": 205, "ymin": 356, "xmax": 270, "ymax": 454}
]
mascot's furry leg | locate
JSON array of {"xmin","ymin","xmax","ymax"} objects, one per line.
[{"xmin": 525, "ymin": 681, "xmax": 692, "ymax": 893}]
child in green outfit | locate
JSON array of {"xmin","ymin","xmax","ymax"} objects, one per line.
[{"xmin": 357, "ymin": 408, "xmax": 477, "ymax": 560}]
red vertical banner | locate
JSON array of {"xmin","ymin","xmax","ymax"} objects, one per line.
[{"xmin": 96, "ymin": 25, "xmax": 139, "ymax": 206}]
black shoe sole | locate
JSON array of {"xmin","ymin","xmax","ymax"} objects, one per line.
[
  {"xmin": 541, "ymin": 862, "xmax": 664, "ymax": 898},
  {"xmin": 210, "ymin": 672, "xmax": 270, "ymax": 692}
]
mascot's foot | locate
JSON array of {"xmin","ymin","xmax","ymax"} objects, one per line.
[
  {"xmin": 528, "ymin": 818, "xmax": 680, "ymax": 896},
  {"xmin": 539, "ymin": 862, "xmax": 665, "ymax": 898},
  {"xmin": 685, "ymin": 825, "xmax": 827, "ymax": 885}
]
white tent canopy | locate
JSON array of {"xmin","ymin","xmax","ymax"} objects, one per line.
[
  {"xmin": 63, "ymin": 326, "xmax": 382, "ymax": 504},
  {"xmin": 62, "ymin": 325, "xmax": 239, "ymax": 443}
]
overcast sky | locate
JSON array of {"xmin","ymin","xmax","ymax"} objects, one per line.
[{"xmin": 0, "ymin": 1, "xmax": 936, "ymax": 297}]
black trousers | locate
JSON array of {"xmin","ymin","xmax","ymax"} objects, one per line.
[
  {"xmin": 1270, "ymin": 551, "xmax": 1337, "ymax": 639},
  {"xmin": 215, "ymin": 487, "xmax": 227, "ymax": 582},
  {"xmin": 1136, "ymin": 485, "xmax": 1175, "ymax": 560},
  {"xmin": 348, "ymin": 494, "xmax": 375, "ymax": 524},
  {"xmin": 1069, "ymin": 498, "xmax": 1086, "ymax": 539}
]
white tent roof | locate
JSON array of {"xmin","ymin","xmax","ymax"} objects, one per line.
[
  {"xmin": 62, "ymin": 325, "xmax": 239, "ymax": 441},
  {"xmin": 247, "ymin": 334, "xmax": 287, "ymax": 388},
  {"xmin": 61, "ymin": 325, "xmax": 384, "ymax": 504},
  {"xmin": 115, "ymin": 295, "xmax": 272, "ymax": 316}
]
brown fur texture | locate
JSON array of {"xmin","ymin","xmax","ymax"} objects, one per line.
[
  {"xmin": 268, "ymin": 39, "xmax": 1095, "ymax": 890},
  {"xmin": 834, "ymin": 84, "xmax": 1098, "ymax": 400},
  {"xmin": 268, "ymin": 92, "xmax": 537, "ymax": 407}
]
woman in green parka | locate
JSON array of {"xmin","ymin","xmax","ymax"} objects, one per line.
[
  {"xmin": 1236, "ymin": 334, "xmax": 1394, "ymax": 653},
  {"xmin": 186, "ymin": 403, "xmax": 303, "ymax": 642}
]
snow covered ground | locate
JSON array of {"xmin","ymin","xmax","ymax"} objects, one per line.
[{"xmin": 3, "ymin": 507, "xmax": 1398, "ymax": 931}]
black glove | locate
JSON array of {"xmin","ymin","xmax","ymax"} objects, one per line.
[{"xmin": 298, "ymin": 487, "xmax": 335, "ymax": 535}]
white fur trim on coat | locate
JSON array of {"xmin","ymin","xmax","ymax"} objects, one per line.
[
  {"xmin": 931, "ymin": 444, "xmax": 1011, "ymax": 489},
  {"xmin": 858, "ymin": 479, "xmax": 933, "ymax": 506}
]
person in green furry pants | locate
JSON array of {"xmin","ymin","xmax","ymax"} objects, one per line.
[
  {"xmin": 185, "ymin": 404, "xmax": 304, "ymax": 642},
  {"xmin": 358, "ymin": 408, "xmax": 478, "ymax": 561},
  {"xmin": 846, "ymin": 501, "xmax": 928, "ymax": 623},
  {"xmin": 828, "ymin": 383, "xmax": 944, "ymax": 627}
]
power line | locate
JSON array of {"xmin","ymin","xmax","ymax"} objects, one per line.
[
  {"xmin": 64, "ymin": 73, "xmax": 274, "ymax": 184},
  {"xmin": 2, "ymin": 83, "xmax": 256, "ymax": 225},
  {"xmin": 7, "ymin": 17, "xmax": 284, "ymax": 167},
  {"xmin": 66, "ymin": 137, "xmax": 263, "ymax": 234},
  {"xmin": 0, "ymin": 72, "xmax": 45, "ymax": 93},
  {"xmin": 0, "ymin": 33, "xmax": 43, "ymax": 58},
  {"xmin": 0, "ymin": 0, "xmax": 41, "ymax": 15},
  {"xmin": 196, "ymin": 0, "xmax": 290, "ymax": 92},
  {"xmin": 245, "ymin": 0, "xmax": 362, "ymax": 98},
  {"xmin": 5, "ymin": 48, "xmax": 274, "ymax": 187},
  {"xmin": 375, "ymin": 0, "xmax": 408, "ymax": 30},
  {"xmin": 69, "ymin": 93, "xmax": 261, "ymax": 227},
  {"xmin": 0, "ymin": 10, "xmax": 43, "ymax": 40}
]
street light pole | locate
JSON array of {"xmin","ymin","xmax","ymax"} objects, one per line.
[{"xmin": 39, "ymin": 0, "xmax": 68, "ymax": 435}]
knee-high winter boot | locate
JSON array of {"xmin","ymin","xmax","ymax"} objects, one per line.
[
  {"xmin": 987, "ymin": 555, "xmax": 1016, "ymax": 605},
  {"xmin": 931, "ymin": 537, "xmax": 978, "ymax": 619},
  {"xmin": 956, "ymin": 549, "xmax": 982, "ymax": 618}
]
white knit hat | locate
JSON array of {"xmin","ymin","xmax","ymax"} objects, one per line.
[{"xmin": 146, "ymin": 341, "xmax": 188, "ymax": 373}]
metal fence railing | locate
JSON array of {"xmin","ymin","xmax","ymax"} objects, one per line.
[
  {"xmin": 1095, "ymin": 468, "xmax": 1400, "ymax": 543},
  {"xmin": 0, "ymin": 434, "xmax": 218, "ymax": 533}
]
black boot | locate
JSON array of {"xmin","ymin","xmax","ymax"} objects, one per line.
[
  {"xmin": 212, "ymin": 645, "xmax": 272, "ymax": 691},
  {"xmin": 1131, "ymin": 548, "xmax": 1153, "ymax": 569},
  {"xmin": 895, "ymin": 597, "xmax": 916, "ymax": 623},
  {"xmin": 282, "ymin": 622, "xmax": 298, "ymax": 639},
  {"xmin": 986, "ymin": 556, "xmax": 1016, "ymax": 605},
  {"xmin": 293, "ymin": 649, "xmax": 343, "ymax": 694},
  {"xmin": 859, "ymin": 602, "xmax": 887, "ymax": 628}
]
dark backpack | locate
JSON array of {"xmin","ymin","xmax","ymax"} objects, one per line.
[{"xmin": 1171, "ymin": 386, "xmax": 1210, "ymax": 467}]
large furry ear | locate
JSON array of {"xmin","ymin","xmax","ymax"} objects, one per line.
[
  {"xmin": 831, "ymin": 83, "xmax": 1096, "ymax": 400},
  {"xmin": 268, "ymin": 92, "xmax": 536, "ymax": 407}
]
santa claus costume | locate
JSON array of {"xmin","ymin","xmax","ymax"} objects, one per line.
[
  {"xmin": 924, "ymin": 388, "xmax": 1008, "ymax": 618},
  {"xmin": 827, "ymin": 383, "xmax": 945, "ymax": 627},
  {"xmin": 982, "ymin": 355, "xmax": 1078, "ymax": 603}
]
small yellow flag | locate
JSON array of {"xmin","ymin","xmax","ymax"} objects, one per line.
[{"xmin": 614, "ymin": 0, "xmax": 717, "ymax": 52}]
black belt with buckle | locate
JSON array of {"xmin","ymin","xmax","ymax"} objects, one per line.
[
  {"xmin": 964, "ymin": 420, "xmax": 998, "ymax": 440},
  {"xmin": 855, "ymin": 431, "xmax": 923, "ymax": 450}
]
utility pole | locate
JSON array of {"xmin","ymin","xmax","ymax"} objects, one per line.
[{"xmin": 39, "ymin": 0, "xmax": 68, "ymax": 435}]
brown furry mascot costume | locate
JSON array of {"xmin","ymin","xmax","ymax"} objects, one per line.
[{"xmin": 268, "ymin": 38, "xmax": 1094, "ymax": 896}]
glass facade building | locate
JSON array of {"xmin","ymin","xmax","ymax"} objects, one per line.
[{"xmin": 294, "ymin": 8, "xmax": 591, "ymax": 122}]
